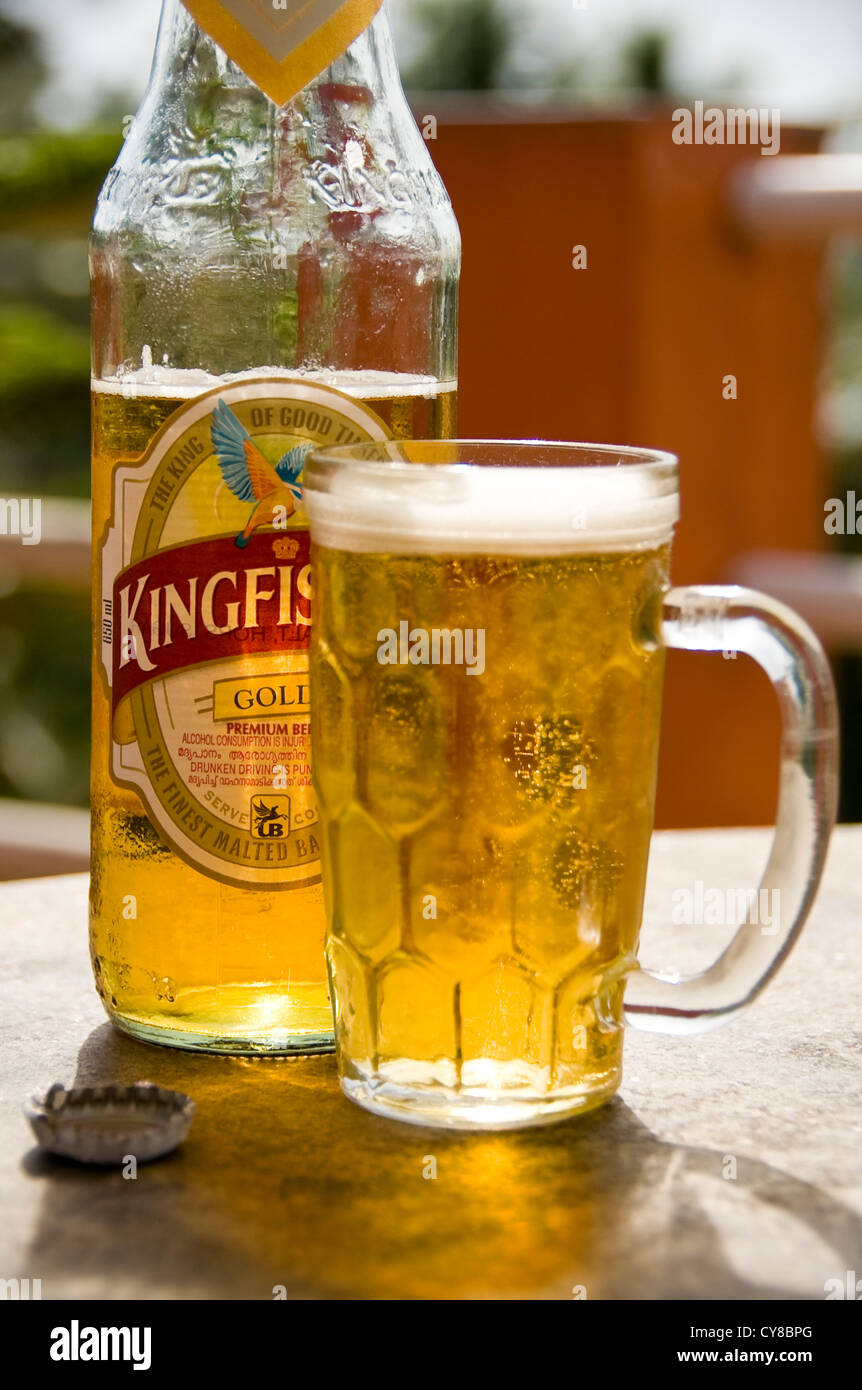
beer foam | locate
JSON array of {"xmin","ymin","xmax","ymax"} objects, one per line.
[
  {"xmin": 93, "ymin": 363, "xmax": 452, "ymax": 401},
  {"xmin": 303, "ymin": 444, "xmax": 679, "ymax": 556}
]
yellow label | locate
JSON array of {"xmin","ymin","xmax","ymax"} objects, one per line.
[
  {"xmin": 99, "ymin": 378, "xmax": 391, "ymax": 890},
  {"xmin": 213, "ymin": 663, "xmax": 311, "ymax": 722},
  {"xmin": 182, "ymin": 0, "xmax": 385, "ymax": 105}
]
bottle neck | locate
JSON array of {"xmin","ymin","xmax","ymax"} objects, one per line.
[
  {"xmin": 147, "ymin": 0, "xmax": 402, "ymax": 109},
  {"xmin": 92, "ymin": 0, "xmax": 460, "ymax": 384}
]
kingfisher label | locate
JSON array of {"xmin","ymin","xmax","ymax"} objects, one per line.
[
  {"xmin": 98, "ymin": 378, "xmax": 390, "ymax": 889},
  {"xmin": 181, "ymin": 0, "xmax": 384, "ymax": 105}
]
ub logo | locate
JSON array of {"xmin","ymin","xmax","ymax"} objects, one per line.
[{"xmin": 251, "ymin": 795, "xmax": 291, "ymax": 840}]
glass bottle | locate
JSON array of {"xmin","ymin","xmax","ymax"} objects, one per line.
[{"xmin": 89, "ymin": 0, "xmax": 460, "ymax": 1053}]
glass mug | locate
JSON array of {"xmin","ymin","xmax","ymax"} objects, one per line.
[{"xmin": 303, "ymin": 441, "xmax": 838, "ymax": 1129}]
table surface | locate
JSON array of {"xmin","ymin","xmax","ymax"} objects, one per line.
[{"xmin": 1, "ymin": 827, "xmax": 860, "ymax": 1302}]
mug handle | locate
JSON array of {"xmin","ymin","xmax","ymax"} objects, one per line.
[{"xmin": 625, "ymin": 585, "xmax": 839, "ymax": 1035}]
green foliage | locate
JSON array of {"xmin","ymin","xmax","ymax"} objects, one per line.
[
  {"xmin": 621, "ymin": 29, "xmax": 672, "ymax": 95},
  {"xmin": 0, "ymin": 129, "xmax": 122, "ymax": 224},
  {"xmin": 0, "ymin": 9, "xmax": 104, "ymax": 808},
  {"xmin": 0, "ymin": 14, "xmax": 46, "ymax": 131},
  {"xmin": 0, "ymin": 588, "xmax": 90, "ymax": 806},
  {"xmin": 404, "ymin": 0, "xmax": 514, "ymax": 91},
  {"xmin": 400, "ymin": 1, "xmax": 684, "ymax": 97},
  {"xmin": 0, "ymin": 303, "xmax": 89, "ymax": 395}
]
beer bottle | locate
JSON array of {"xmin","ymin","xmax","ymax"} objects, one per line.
[{"xmin": 89, "ymin": 0, "xmax": 460, "ymax": 1053}]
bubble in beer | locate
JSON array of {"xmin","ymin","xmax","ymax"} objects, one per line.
[
  {"xmin": 549, "ymin": 831, "xmax": 624, "ymax": 908},
  {"xmin": 447, "ymin": 557, "xmax": 519, "ymax": 590},
  {"xmin": 502, "ymin": 715, "xmax": 596, "ymax": 804}
]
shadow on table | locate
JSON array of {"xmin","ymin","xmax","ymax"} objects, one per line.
[{"xmin": 21, "ymin": 1023, "xmax": 861, "ymax": 1300}]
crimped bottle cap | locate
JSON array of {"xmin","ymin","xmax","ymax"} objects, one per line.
[{"xmin": 24, "ymin": 1082, "xmax": 195, "ymax": 1165}]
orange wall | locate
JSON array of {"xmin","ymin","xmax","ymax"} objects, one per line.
[{"xmin": 427, "ymin": 108, "xmax": 826, "ymax": 828}]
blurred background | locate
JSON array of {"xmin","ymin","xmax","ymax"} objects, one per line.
[{"xmin": 1, "ymin": 0, "xmax": 862, "ymax": 873}]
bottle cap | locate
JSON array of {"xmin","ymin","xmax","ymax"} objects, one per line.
[{"xmin": 24, "ymin": 1082, "xmax": 195, "ymax": 1165}]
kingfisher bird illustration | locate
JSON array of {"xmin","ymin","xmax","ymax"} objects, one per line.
[{"xmin": 211, "ymin": 398, "xmax": 312, "ymax": 548}]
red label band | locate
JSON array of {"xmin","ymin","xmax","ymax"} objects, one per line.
[{"xmin": 111, "ymin": 531, "xmax": 311, "ymax": 711}]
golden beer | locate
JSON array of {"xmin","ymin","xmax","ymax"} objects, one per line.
[
  {"xmin": 307, "ymin": 442, "xmax": 676, "ymax": 1123},
  {"xmin": 88, "ymin": 0, "xmax": 460, "ymax": 1054},
  {"xmin": 90, "ymin": 375, "xmax": 456, "ymax": 1052}
]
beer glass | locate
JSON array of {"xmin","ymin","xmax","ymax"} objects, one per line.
[{"xmin": 304, "ymin": 441, "xmax": 838, "ymax": 1129}]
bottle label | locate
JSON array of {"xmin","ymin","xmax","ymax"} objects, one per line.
[
  {"xmin": 181, "ymin": 0, "xmax": 385, "ymax": 105},
  {"xmin": 98, "ymin": 377, "xmax": 391, "ymax": 889}
]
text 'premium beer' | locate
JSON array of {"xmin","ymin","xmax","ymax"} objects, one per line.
[{"xmin": 89, "ymin": 1, "xmax": 460, "ymax": 1053}]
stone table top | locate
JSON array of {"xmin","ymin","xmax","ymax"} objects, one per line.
[{"xmin": 1, "ymin": 827, "xmax": 860, "ymax": 1301}]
